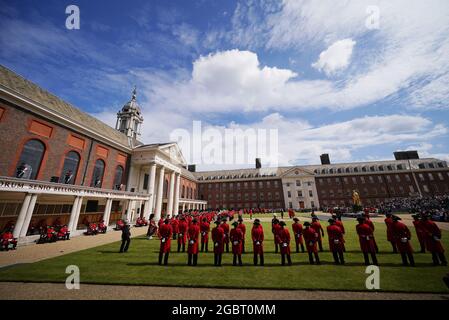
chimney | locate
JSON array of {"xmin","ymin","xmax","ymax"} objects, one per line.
[
  {"xmin": 394, "ymin": 150, "xmax": 419, "ymax": 160},
  {"xmin": 255, "ymin": 158, "xmax": 262, "ymax": 169},
  {"xmin": 320, "ymin": 154, "xmax": 330, "ymax": 165},
  {"xmin": 188, "ymin": 164, "xmax": 196, "ymax": 172}
]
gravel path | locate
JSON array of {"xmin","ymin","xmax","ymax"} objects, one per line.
[
  {"xmin": 0, "ymin": 227, "xmax": 149, "ymax": 267},
  {"xmin": 0, "ymin": 282, "xmax": 448, "ymax": 300}
]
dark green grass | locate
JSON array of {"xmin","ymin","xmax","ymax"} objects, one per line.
[{"xmin": 0, "ymin": 221, "xmax": 448, "ymax": 293}]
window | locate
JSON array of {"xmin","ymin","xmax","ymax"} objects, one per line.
[
  {"xmin": 60, "ymin": 151, "xmax": 80, "ymax": 184},
  {"xmin": 114, "ymin": 166, "xmax": 124, "ymax": 190},
  {"xmin": 428, "ymin": 173, "xmax": 434, "ymax": 181},
  {"xmin": 296, "ymin": 180, "xmax": 301, "ymax": 187},
  {"xmin": 287, "ymin": 191, "xmax": 291, "ymax": 198},
  {"xmin": 395, "ymin": 175, "xmax": 401, "ymax": 182},
  {"xmin": 309, "ymin": 190, "xmax": 313, "ymax": 197},
  {"xmin": 297, "ymin": 190, "xmax": 302, "ymax": 197},
  {"xmin": 15, "ymin": 139, "xmax": 45, "ymax": 180},
  {"xmin": 90, "ymin": 159, "xmax": 105, "ymax": 187}
]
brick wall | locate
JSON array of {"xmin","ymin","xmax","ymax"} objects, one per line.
[{"xmin": 0, "ymin": 100, "xmax": 131, "ymax": 189}]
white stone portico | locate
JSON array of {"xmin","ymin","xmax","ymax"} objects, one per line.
[{"xmin": 127, "ymin": 143, "xmax": 206, "ymax": 221}]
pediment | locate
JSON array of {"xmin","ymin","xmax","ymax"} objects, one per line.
[{"xmin": 280, "ymin": 166, "xmax": 315, "ymax": 178}]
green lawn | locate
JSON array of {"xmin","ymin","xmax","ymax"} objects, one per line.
[{"xmin": 1, "ymin": 221, "xmax": 448, "ymax": 293}]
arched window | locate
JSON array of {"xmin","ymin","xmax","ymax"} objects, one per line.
[
  {"xmin": 90, "ymin": 159, "xmax": 105, "ymax": 188},
  {"xmin": 113, "ymin": 166, "xmax": 124, "ymax": 190},
  {"xmin": 15, "ymin": 139, "xmax": 45, "ymax": 180},
  {"xmin": 61, "ymin": 151, "xmax": 80, "ymax": 184}
]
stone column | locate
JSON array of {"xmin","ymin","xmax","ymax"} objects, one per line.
[
  {"xmin": 166, "ymin": 171, "xmax": 176, "ymax": 217},
  {"xmin": 182, "ymin": 202, "xmax": 185, "ymax": 213},
  {"xmin": 103, "ymin": 198, "xmax": 113, "ymax": 226},
  {"xmin": 146, "ymin": 163, "xmax": 157, "ymax": 218},
  {"xmin": 13, "ymin": 193, "xmax": 33, "ymax": 238},
  {"xmin": 173, "ymin": 173, "xmax": 181, "ymax": 216},
  {"xmin": 18, "ymin": 194, "xmax": 38, "ymax": 238},
  {"xmin": 126, "ymin": 200, "xmax": 134, "ymax": 222},
  {"xmin": 68, "ymin": 196, "xmax": 83, "ymax": 232},
  {"xmin": 154, "ymin": 166, "xmax": 165, "ymax": 220}
]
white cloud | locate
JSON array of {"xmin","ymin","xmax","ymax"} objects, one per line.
[
  {"xmin": 150, "ymin": 112, "xmax": 446, "ymax": 170},
  {"xmin": 312, "ymin": 39, "xmax": 356, "ymax": 76},
  {"xmin": 226, "ymin": 0, "xmax": 449, "ymax": 110}
]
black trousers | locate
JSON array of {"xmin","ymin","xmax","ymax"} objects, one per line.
[
  {"xmin": 308, "ymin": 251, "xmax": 320, "ymax": 264},
  {"xmin": 363, "ymin": 252, "xmax": 378, "ymax": 265},
  {"xmin": 281, "ymin": 254, "xmax": 292, "ymax": 266},
  {"xmin": 201, "ymin": 241, "xmax": 208, "ymax": 252},
  {"xmin": 331, "ymin": 250, "xmax": 345, "ymax": 264},
  {"xmin": 233, "ymin": 254, "xmax": 243, "ymax": 266},
  {"xmin": 119, "ymin": 238, "xmax": 130, "ymax": 252},
  {"xmin": 431, "ymin": 252, "xmax": 448, "ymax": 265},
  {"xmin": 188, "ymin": 254, "xmax": 198, "ymax": 266},
  {"xmin": 390, "ymin": 241, "xmax": 398, "ymax": 253},
  {"xmin": 253, "ymin": 254, "xmax": 264, "ymax": 266},
  {"xmin": 296, "ymin": 242, "xmax": 305, "ymax": 253},
  {"xmin": 400, "ymin": 252, "xmax": 415, "ymax": 266},
  {"xmin": 214, "ymin": 253, "xmax": 222, "ymax": 266},
  {"xmin": 158, "ymin": 252, "xmax": 169, "ymax": 265},
  {"xmin": 178, "ymin": 242, "xmax": 185, "ymax": 252}
]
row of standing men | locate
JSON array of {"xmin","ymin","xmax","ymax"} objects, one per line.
[{"xmin": 154, "ymin": 211, "xmax": 446, "ymax": 267}]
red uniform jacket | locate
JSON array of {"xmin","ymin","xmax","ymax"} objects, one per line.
[
  {"xmin": 303, "ymin": 227, "xmax": 318, "ymax": 253},
  {"xmin": 412, "ymin": 220, "xmax": 426, "ymax": 243},
  {"xmin": 327, "ymin": 224, "xmax": 345, "ymax": 251},
  {"xmin": 335, "ymin": 220, "xmax": 345, "ymax": 234},
  {"xmin": 237, "ymin": 222, "xmax": 246, "ymax": 237},
  {"xmin": 230, "ymin": 228, "xmax": 244, "ymax": 255},
  {"xmin": 365, "ymin": 218, "xmax": 375, "ymax": 232},
  {"xmin": 221, "ymin": 223, "xmax": 230, "ymax": 243},
  {"xmin": 311, "ymin": 221, "xmax": 324, "ymax": 239},
  {"xmin": 422, "ymin": 220, "xmax": 445, "ymax": 253},
  {"xmin": 187, "ymin": 223, "xmax": 200, "ymax": 254},
  {"xmin": 272, "ymin": 224, "xmax": 282, "ymax": 244},
  {"xmin": 291, "ymin": 222, "xmax": 304, "ymax": 245},
  {"xmin": 278, "ymin": 228, "xmax": 291, "ymax": 254},
  {"xmin": 356, "ymin": 223, "xmax": 376, "ymax": 253},
  {"xmin": 170, "ymin": 219, "xmax": 179, "ymax": 234},
  {"xmin": 178, "ymin": 221, "xmax": 188, "ymax": 244},
  {"xmin": 159, "ymin": 224, "xmax": 172, "ymax": 253},
  {"xmin": 251, "ymin": 225, "xmax": 264, "ymax": 254},
  {"xmin": 384, "ymin": 217, "xmax": 394, "ymax": 242},
  {"xmin": 392, "ymin": 221, "xmax": 413, "ymax": 253},
  {"xmin": 200, "ymin": 221, "xmax": 210, "ymax": 243},
  {"xmin": 211, "ymin": 226, "xmax": 225, "ymax": 254}
]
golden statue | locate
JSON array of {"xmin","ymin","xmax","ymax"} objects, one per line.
[{"xmin": 352, "ymin": 190, "xmax": 361, "ymax": 206}]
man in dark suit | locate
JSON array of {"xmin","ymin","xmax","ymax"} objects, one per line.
[{"xmin": 119, "ymin": 220, "xmax": 131, "ymax": 253}]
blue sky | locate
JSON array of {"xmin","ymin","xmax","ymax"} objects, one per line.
[{"xmin": 1, "ymin": 0, "xmax": 449, "ymax": 170}]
